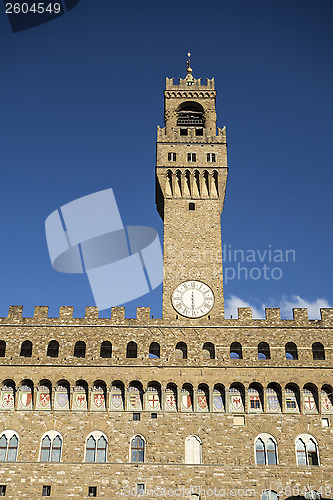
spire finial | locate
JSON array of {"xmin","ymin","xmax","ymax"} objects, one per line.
[
  {"xmin": 185, "ymin": 52, "xmax": 194, "ymax": 84},
  {"xmin": 187, "ymin": 52, "xmax": 192, "ymax": 73}
]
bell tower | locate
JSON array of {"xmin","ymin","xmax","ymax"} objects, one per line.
[{"xmin": 156, "ymin": 56, "xmax": 228, "ymax": 321}]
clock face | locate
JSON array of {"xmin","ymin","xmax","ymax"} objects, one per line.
[{"xmin": 171, "ymin": 280, "xmax": 214, "ymax": 318}]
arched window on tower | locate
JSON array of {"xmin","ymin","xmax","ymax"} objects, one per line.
[
  {"xmin": 203, "ymin": 342, "xmax": 215, "ymax": 359},
  {"xmin": 285, "ymin": 342, "xmax": 298, "ymax": 360},
  {"xmin": 47, "ymin": 340, "xmax": 59, "ymax": 358},
  {"xmin": 74, "ymin": 341, "xmax": 86, "ymax": 358},
  {"xmin": 149, "ymin": 342, "xmax": 160, "ymax": 359},
  {"xmin": 20, "ymin": 340, "xmax": 32, "ymax": 357},
  {"xmin": 100, "ymin": 341, "xmax": 112, "ymax": 358},
  {"xmin": 258, "ymin": 342, "xmax": 270, "ymax": 360},
  {"xmin": 0, "ymin": 341, "xmax": 6, "ymax": 357},
  {"xmin": 176, "ymin": 342, "xmax": 187, "ymax": 359},
  {"xmin": 126, "ymin": 341, "xmax": 137, "ymax": 358},
  {"xmin": 230, "ymin": 342, "xmax": 242, "ymax": 359},
  {"xmin": 312, "ymin": 342, "xmax": 325, "ymax": 360}
]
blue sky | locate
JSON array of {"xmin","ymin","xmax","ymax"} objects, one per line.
[{"xmin": 0, "ymin": 0, "xmax": 332, "ymax": 319}]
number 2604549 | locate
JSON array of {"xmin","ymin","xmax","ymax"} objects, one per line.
[{"xmin": 5, "ymin": 3, "xmax": 61, "ymax": 14}]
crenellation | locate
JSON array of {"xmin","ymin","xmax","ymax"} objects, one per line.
[
  {"xmin": 136, "ymin": 307, "xmax": 151, "ymax": 321},
  {"xmin": 292, "ymin": 308, "xmax": 309, "ymax": 323},
  {"xmin": 33, "ymin": 306, "xmax": 49, "ymax": 319},
  {"xmin": 111, "ymin": 307, "xmax": 125, "ymax": 322},
  {"xmin": 84, "ymin": 306, "xmax": 99, "ymax": 320},
  {"xmin": 320, "ymin": 308, "xmax": 333, "ymax": 323},
  {"xmin": 264, "ymin": 308, "xmax": 281, "ymax": 322},
  {"xmin": 58, "ymin": 306, "xmax": 74, "ymax": 321},
  {"xmin": 8, "ymin": 305, "xmax": 23, "ymax": 320},
  {"xmin": 237, "ymin": 307, "xmax": 252, "ymax": 320}
]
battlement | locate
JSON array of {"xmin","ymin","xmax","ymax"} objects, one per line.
[
  {"xmin": 157, "ymin": 126, "xmax": 226, "ymax": 143},
  {"xmin": 2, "ymin": 305, "xmax": 333, "ymax": 326},
  {"xmin": 166, "ymin": 76, "xmax": 215, "ymax": 90}
]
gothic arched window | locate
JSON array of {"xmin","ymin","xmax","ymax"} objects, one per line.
[
  {"xmin": 0, "ymin": 431, "xmax": 19, "ymax": 462},
  {"xmin": 40, "ymin": 432, "xmax": 62, "ymax": 462},
  {"xmin": 85, "ymin": 433, "xmax": 107, "ymax": 463},
  {"xmin": 255, "ymin": 434, "xmax": 278, "ymax": 465},
  {"xmin": 295, "ymin": 435, "xmax": 319, "ymax": 466},
  {"xmin": 131, "ymin": 435, "xmax": 145, "ymax": 463}
]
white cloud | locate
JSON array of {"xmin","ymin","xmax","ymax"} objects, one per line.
[
  {"xmin": 224, "ymin": 294, "xmax": 332, "ymax": 319},
  {"xmin": 278, "ymin": 295, "xmax": 331, "ymax": 319},
  {"xmin": 224, "ymin": 295, "xmax": 264, "ymax": 319}
]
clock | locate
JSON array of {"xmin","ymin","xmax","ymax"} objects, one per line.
[{"xmin": 171, "ymin": 280, "xmax": 214, "ymax": 318}]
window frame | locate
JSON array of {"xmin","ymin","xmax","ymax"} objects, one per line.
[
  {"xmin": 295, "ymin": 434, "xmax": 320, "ymax": 466},
  {"xmin": 39, "ymin": 431, "xmax": 63, "ymax": 463},
  {"xmin": 130, "ymin": 434, "xmax": 145, "ymax": 463},
  {"xmin": 84, "ymin": 432, "xmax": 108, "ymax": 463},
  {"xmin": 187, "ymin": 152, "xmax": 197, "ymax": 162},
  {"xmin": 0, "ymin": 431, "xmax": 19, "ymax": 462},
  {"xmin": 254, "ymin": 433, "xmax": 278, "ymax": 465},
  {"xmin": 207, "ymin": 153, "xmax": 216, "ymax": 162}
]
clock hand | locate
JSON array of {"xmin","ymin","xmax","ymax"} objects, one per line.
[{"xmin": 191, "ymin": 291, "xmax": 195, "ymax": 309}]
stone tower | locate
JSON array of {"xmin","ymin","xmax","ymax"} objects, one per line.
[
  {"xmin": 156, "ymin": 56, "xmax": 228, "ymax": 321},
  {"xmin": 0, "ymin": 61, "xmax": 331, "ymax": 499}
]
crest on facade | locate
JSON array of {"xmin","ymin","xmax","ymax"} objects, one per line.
[
  {"xmin": 56, "ymin": 391, "xmax": 69, "ymax": 408},
  {"xmin": 20, "ymin": 391, "xmax": 32, "ymax": 408},
  {"xmin": 213, "ymin": 393, "xmax": 224, "ymax": 411},
  {"xmin": 74, "ymin": 393, "xmax": 86, "ymax": 409},
  {"xmin": 181, "ymin": 393, "xmax": 192, "ymax": 410},
  {"xmin": 39, "ymin": 393, "xmax": 50, "ymax": 407},
  {"xmin": 148, "ymin": 393, "xmax": 160, "ymax": 410},
  {"xmin": 166, "ymin": 393, "xmax": 176, "ymax": 410},
  {"xmin": 230, "ymin": 395, "xmax": 243, "ymax": 411},
  {"xmin": 93, "ymin": 393, "xmax": 105, "ymax": 409},
  {"xmin": 321, "ymin": 391, "xmax": 333, "ymax": 412},
  {"xmin": 111, "ymin": 393, "xmax": 123, "ymax": 409},
  {"xmin": 267, "ymin": 394, "xmax": 280, "ymax": 411},
  {"xmin": 249, "ymin": 395, "xmax": 261, "ymax": 410},
  {"xmin": 1, "ymin": 392, "xmax": 14, "ymax": 408},
  {"xmin": 129, "ymin": 394, "xmax": 141, "ymax": 409},
  {"xmin": 303, "ymin": 394, "xmax": 316, "ymax": 412},
  {"xmin": 198, "ymin": 394, "xmax": 208, "ymax": 410}
]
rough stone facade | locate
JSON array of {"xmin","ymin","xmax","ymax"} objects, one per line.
[{"xmin": 0, "ymin": 65, "xmax": 331, "ymax": 499}]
